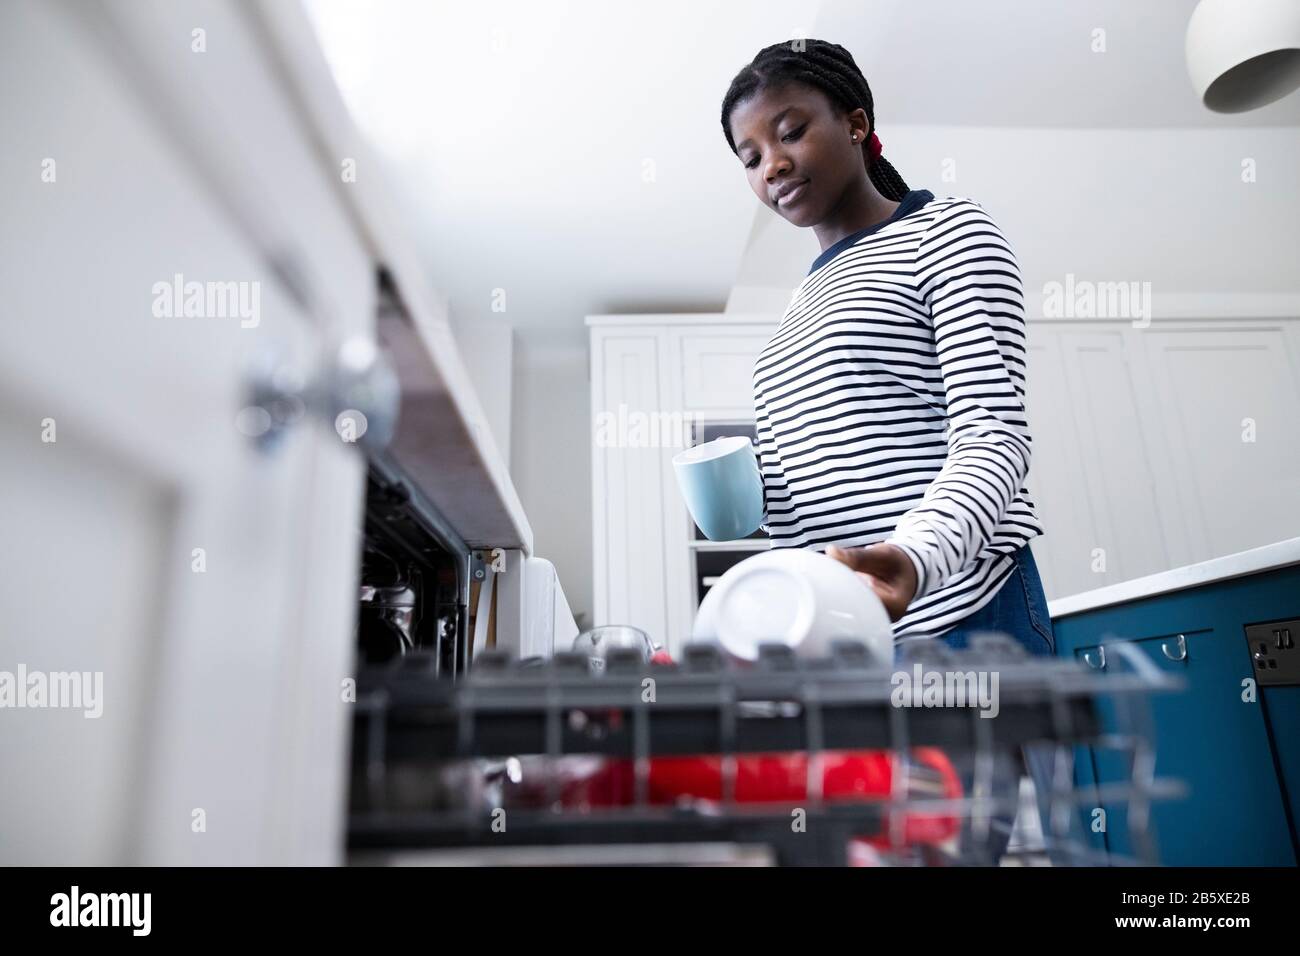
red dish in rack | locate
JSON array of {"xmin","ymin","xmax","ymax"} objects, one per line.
[{"xmin": 559, "ymin": 747, "xmax": 961, "ymax": 848}]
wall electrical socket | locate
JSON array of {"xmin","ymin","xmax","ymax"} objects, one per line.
[{"xmin": 1244, "ymin": 618, "xmax": 1300, "ymax": 686}]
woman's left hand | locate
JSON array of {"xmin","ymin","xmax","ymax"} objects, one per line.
[{"xmin": 825, "ymin": 543, "xmax": 918, "ymax": 622}]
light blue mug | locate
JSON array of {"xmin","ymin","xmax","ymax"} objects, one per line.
[{"xmin": 672, "ymin": 436, "xmax": 765, "ymax": 541}]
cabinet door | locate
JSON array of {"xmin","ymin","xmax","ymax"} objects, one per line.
[
  {"xmin": 590, "ymin": 331, "xmax": 673, "ymax": 647},
  {"xmin": 1081, "ymin": 625, "xmax": 1294, "ymax": 865},
  {"xmin": 1023, "ymin": 326, "xmax": 1103, "ymax": 600},
  {"xmin": 1056, "ymin": 329, "xmax": 1179, "ymax": 583},
  {"xmin": 0, "ymin": 0, "xmax": 367, "ymax": 864},
  {"xmin": 669, "ymin": 328, "xmax": 773, "ymax": 415},
  {"xmin": 1136, "ymin": 323, "xmax": 1300, "ymax": 562}
]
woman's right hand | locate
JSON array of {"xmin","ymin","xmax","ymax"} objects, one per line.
[{"xmin": 825, "ymin": 543, "xmax": 918, "ymax": 622}]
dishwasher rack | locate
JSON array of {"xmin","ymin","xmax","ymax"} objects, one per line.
[{"xmin": 346, "ymin": 635, "xmax": 1184, "ymax": 866}]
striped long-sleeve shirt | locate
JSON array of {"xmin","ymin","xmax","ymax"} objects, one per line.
[{"xmin": 752, "ymin": 189, "xmax": 1044, "ymax": 640}]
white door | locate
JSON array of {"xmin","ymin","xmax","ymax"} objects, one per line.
[
  {"xmin": 1136, "ymin": 322, "xmax": 1300, "ymax": 561},
  {"xmin": 1023, "ymin": 326, "xmax": 1099, "ymax": 599},
  {"xmin": 0, "ymin": 0, "xmax": 368, "ymax": 864},
  {"xmin": 1054, "ymin": 326, "xmax": 1178, "ymax": 584}
]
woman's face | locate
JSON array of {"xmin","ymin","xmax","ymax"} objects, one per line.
[{"xmin": 729, "ymin": 83, "xmax": 869, "ymax": 228}]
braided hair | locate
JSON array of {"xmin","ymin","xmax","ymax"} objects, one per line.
[{"xmin": 720, "ymin": 39, "xmax": 910, "ymax": 202}]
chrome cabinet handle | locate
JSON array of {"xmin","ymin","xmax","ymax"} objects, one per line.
[
  {"xmin": 326, "ymin": 336, "xmax": 400, "ymax": 450},
  {"xmin": 1161, "ymin": 633, "xmax": 1188, "ymax": 662},
  {"xmin": 240, "ymin": 336, "xmax": 399, "ymax": 454},
  {"xmin": 1082, "ymin": 646, "xmax": 1106, "ymax": 670}
]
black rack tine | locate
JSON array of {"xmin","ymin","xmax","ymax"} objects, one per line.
[
  {"xmin": 1044, "ymin": 666, "xmax": 1078, "ymax": 855},
  {"xmin": 829, "ymin": 639, "xmax": 871, "ymax": 668},
  {"xmin": 1105, "ymin": 642, "xmax": 1164, "ymax": 865},
  {"xmin": 684, "ymin": 642, "xmax": 724, "ymax": 673},
  {"xmin": 606, "ymin": 647, "xmax": 645, "ymax": 675},
  {"xmin": 457, "ymin": 684, "xmax": 476, "ymax": 756},
  {"xmin": 364, "ymin": 688, "xmax": 390, "ymax": 813},
  {"xmin": 803, "ymin": 677, "xmax": 825, "ymax": 810},
  {"xmin": 1129, "ymin": 739, "xmax": 1158, "ymax": 864},
  {"xmin": 472, "ymin": 649, "xmax": 512, "ymax": 674},
  {"xmin": 757, "ymin": 642, "xmax": 798, "ymax": 671},
  {"xmin": 719, "ymin": 673, "xmax": 737, "ymax": 808},
  {"xmin": 544, "ymin": 677, "xmax": 561, "ymax": 812},
  {"xmin": 347, "ymin": 639, "xmax": 1182, "ymax": 866},
  {"xmin": 634, "ymin": 677, "xmax": 650, "ymax": 809},
  {"xmin": 968, "ymin": 699, "xmax": 997, "ymax": 858},
  {"xmin": 885, "ymin": 664, "xmax": 912, "ymax": 851}
]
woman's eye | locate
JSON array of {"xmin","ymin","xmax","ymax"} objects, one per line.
[{"xmin": 744, "ymin": 127, "xmax": 806, "ymax": 169}]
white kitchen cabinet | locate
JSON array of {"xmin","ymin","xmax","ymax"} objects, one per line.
[
  {"xmin": 1021, "ymin": 329, "xmax": 1096, "ymax": 599},
  {"xmin": 588, "ymin": 313, "xmax": 1300, "ymax": 650},
  {"xmin": 588, "ymin": 316, "xmax": 776, "ymax": 655},
  {"xmin": 1039, "ymin": 326, "xmax": 1178, "ymax": 591},
  {"xmin": 1036, "ymin": 319, "xmax": 1300, "ymax": 595},
  {"xmin": 1135, "ymin": 323, "xmax": 1300, "ymax": 562},
  {"xmin": 589, "ymin": 330, "xmax": 674, "ymax": 649},
  {"xmin": 674, "ymin": 330, "xmax": 776, "ymax": 415},
  {"xmin": 0, "ymin": 0, "xmax": 376, "ymax": 866},
  {"xmin": 0, "ymin": 0, "xmax": 551, "ymax": 866}
]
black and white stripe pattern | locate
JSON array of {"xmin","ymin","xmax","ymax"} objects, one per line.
[{"xmin": 752, "ymin": 192, "xmax": 1044, "ymax": 640}]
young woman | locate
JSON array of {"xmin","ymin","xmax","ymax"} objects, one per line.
[
  {"xmin": 722, "ymin": 41, "xmax": 1056, "ymax": 859},
  {"xmin": 721, "ymin": 39, "xmax": 1054, "ymax": 659}
]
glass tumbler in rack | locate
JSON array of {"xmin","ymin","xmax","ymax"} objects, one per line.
[{"xmin": 572, "ymin": 625, "xmax": 662, "ymax": 672}]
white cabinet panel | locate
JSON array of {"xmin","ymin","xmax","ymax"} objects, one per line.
[
  {"xmin": 0, "ymin": 409, "xmax": 173, "ymax": 865},
  {"xmin": 674, "ymin": 330, "xmax": 773, "ymax": 413},
  {"xmin": 0, "ymin": 0, "xmax": 367, "ymax": 864},
  {"xmin": 1023, "ymin": 332, "xmax": 1097, "ymax": 599},
  {"xmin": 590, "ymin": 315, "xmax": 1300, "ymax": 643},
  {"xmin": 1058, "ymin": 329, "xmax": 1178, "ymax": 585},
  {"xmin": 1137, "ymin": 323, "xmax": 1300, "ymax": 561},
  {"xmin": 590, "ymin": 332, "xmax": 672, "ymax": 646}
]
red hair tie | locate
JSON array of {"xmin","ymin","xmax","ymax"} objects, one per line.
[{"xmin": 869, "ymin": 131, "xmax": 883, "ymax": 160}]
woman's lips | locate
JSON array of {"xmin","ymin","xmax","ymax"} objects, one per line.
[{"xmin": 776, "ymin": 180, "xmax": 810, "ymax": 207}]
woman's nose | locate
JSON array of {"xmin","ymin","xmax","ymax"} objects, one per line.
[{"xmin": 764, "ymin": 156, "xmax": 792, "ymax": 183}]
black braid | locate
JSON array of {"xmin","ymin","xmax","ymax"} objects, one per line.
[{"xmin": 720, "ymin": 39, "xmax": 910, "ymax": 202}]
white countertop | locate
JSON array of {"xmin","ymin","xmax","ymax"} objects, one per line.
[{"xmin": 1048, "ymin": 537, "xmax": 1300, "ymax": 619}]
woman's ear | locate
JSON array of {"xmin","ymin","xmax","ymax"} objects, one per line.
[{"xmin": 847, "ymin": 107, "xmax": 870, "ymax": 143}]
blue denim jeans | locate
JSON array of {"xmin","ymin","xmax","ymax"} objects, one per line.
[
  {"xmin": 939, "ymin": 546, "xmax": 1057, "ymax": 863},
  {"xmin": 941, "ymin": 546, "xmax": 1055, "ymax": 657}
]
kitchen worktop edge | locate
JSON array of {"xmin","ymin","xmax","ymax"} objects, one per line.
[{"xmin": 1047, "ymin": 537, "xmax": 1300, "ymax": 620}]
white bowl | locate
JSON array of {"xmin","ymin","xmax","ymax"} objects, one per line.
[{"xmin": 691, "ymin": 548, "xmax": 894, "ymax": 665}]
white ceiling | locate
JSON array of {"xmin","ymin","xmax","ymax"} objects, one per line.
[
  {"xmin": 303, "ymin": 0, "xmax": 1300, "ymax": 343},
  {"xmin": 817, "ymin": 0, "xmax": 1300, "ymax": 129}
]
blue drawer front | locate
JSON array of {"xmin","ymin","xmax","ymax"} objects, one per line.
[
  {"xmin": 1053, "ymin": 564, "xmax": 1300, "ymax": 865},
  {"xmin": 1261, "ymin": 686, "xmax": 1300, "ymax": 850}
]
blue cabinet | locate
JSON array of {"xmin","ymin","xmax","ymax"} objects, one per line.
[{"xmin": 1052, "ymin": 563, "xmax": 1300, "ymax": 865}]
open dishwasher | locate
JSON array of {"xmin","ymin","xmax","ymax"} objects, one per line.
[{"xmin": 344, "ymin": 627, "xmax": 1184, "ymax": 866}]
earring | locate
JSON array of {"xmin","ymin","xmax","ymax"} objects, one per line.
[{"xmin": 851, "ymin": 134, "xmax": 859, "ymax": 142}]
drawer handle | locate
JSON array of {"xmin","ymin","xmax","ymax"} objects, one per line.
[
  {"xmin": 241, "ymin": 336, "xmax": 400, "ymax": 454},
  {"xmin": 1161, "ymin": 633, "xmax": 1188, "ymax": 662},
  {"xmin": 1082, "ymin": 646, "xmax": 1106, "ymax": 670}
]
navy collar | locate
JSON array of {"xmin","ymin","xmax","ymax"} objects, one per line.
[{"xmin": 807, "ymin": 189, "xmax": 935, "ymax": 276}]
